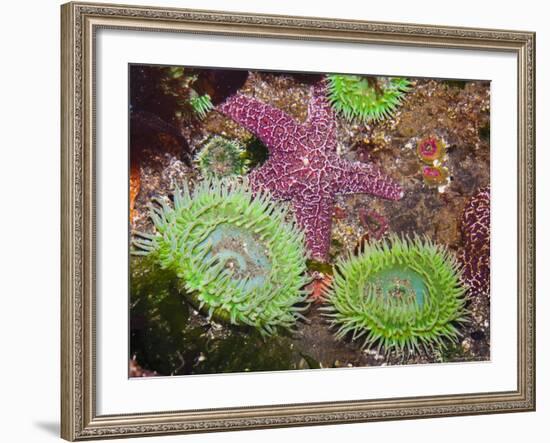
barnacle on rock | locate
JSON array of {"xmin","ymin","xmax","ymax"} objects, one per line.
[
  {"xmin": 195, "ymin": 135, "xmax": 249, "ymax": 178},
  {"xmin": 326, "ymin": 74, "xmax": 411, "ymax": 123},
  {"xmin": 322, "ymin": 235, "xmax": 468, "ymax": 353},
  {"xmin": 132, "ymin": 178, "xmax": 311, "ymax": 335}
]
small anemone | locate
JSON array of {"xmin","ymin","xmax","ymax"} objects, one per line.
[
  {"xmin": 159, "ymin": 67, "xmax": 214, "ymax": 120},
  {"xmin": 322, "ymin": 235, "xmax": 469, "ymax": 354},
  {"xmin": 189, "ymin": 92, "xmax": 214, "ymax": 120},
  {"xmin": 132, "ymin": 178, "xmax": 311, "ymax": 336},
  {"xmin": 422, "ymin": 165, "xmax": 450, "ymax": 187},
  {"xmin": 195, "ymin": 135, "xmax": 249, "ymax": 179},
  {"xmin": 417, "ymin": 136, "xmax": 446, "ymax": 164},
  {"xmin": 326, "ymin": 74, "xmax": 411, "ymax": 123}
]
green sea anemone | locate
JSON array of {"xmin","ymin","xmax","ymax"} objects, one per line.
[
  {"xmin": 189, "ymin": 92, "xmax": 213, "ymax": 119},
  {"xmin": 132, "ymin": 178, "xmax": 310, "ymax": 336},
  {"xmin": 159, "ymin": 67, "xmax": 213, "ymax": 120},
  {"xmin": 322, "ymin": 235, "xmax": 468, "ymax": 353},
  {"xmin": 326, "ymin": 74, "xmax": 411, "ymax": 123},
  {"xmin": 195, "ymin": 136, "xmax": 249, "ymax": 178}
]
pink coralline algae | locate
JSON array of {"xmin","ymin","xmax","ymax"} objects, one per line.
[
  {"xmin": 458, "ymin": 187, "xmax": 490, "ymax": 296},
  {"xmin": 359, "ymin": 209, "xmax": 389, "ymax": 241},
  {"xmin": 217, "ymin": 82, "xmax": 404, "ymax": 261}
]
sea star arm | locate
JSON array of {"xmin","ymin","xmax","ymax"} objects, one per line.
[
  {"xmin": 247, "ymin": 161, "xmax": 295, "ymax": 200},
  {"xmin": 333, "ymin": 160, "xmax": 404, "ymax": 201},
  {"xmin": 217, "ymin": 94, "xmax": 300, "ymax": 153},
  {"xmin": 304, "ymin": 82, "xmax": 338, "ymax": 150},
  {"xmin": 292, "ymin": 193, "xmax": 335, "ymax": 262},
  {"xmin": 306, "ymin": 82, "xmax": 334, "ymax": 124}
]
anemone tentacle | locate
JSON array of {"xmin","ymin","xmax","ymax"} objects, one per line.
[
  {"xmin": 189, "ymin": 93, "xmax": 213, "ymax": 119},
  {"xmin": 322, "ymin": 235, "xmax": 468, "ymax": 354},
  {"xmin": 133, "ymin": 178, "xmax": 311, "ymax": 335},
  {"xmin": 326, "ymin": 75, "xmax": 411, "ymax": 123}
]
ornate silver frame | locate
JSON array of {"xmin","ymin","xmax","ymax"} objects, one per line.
[{"xmin": 61, "ymin": 2, "xmax": 536, "ymax": 440}]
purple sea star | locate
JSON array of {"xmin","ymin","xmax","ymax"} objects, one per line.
[
  {"xmin": 217, "ymin": 81, "xmax": 404, "ymax": 261},
  {"xmin": 458, "ymin": 186, "xmax": 490, "ymax": 296}
]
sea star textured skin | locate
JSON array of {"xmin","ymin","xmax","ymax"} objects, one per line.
[
  {"xmin": 217, "ymin": 82, "xmax": 404, "ymax": 261},
  {"xmin": 458, "ymin": 186, "xmax": 490, "ymax": 296}
]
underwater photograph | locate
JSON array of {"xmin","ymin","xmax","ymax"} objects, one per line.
[{"xmin": 129, "ymin": 65, "xmax": 490, "ymax": 377}]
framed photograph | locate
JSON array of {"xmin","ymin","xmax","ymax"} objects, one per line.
[{"xmin": 61, "ymin": 1, "xmax": 536, "ymax": 440}]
